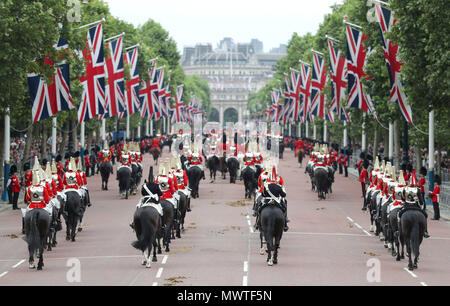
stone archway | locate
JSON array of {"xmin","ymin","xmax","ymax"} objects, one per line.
[
  {"xmin": 223, "ymin": 107, "xmax": 238, "ymax": 123},
  {"xmin": 209, "ymin": 107, "xmax": 220, "ymax": 122}
]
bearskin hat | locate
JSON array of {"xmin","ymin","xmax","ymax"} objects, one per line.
[
  {"xmin": 434, "ymin": 175, "xmax": 441, "ymax": 185},
  {"xmin": 360, "ymin": 152, "xmax": 366, "ymax": 159},
  {"xmin": 64, "ymin": 152, "xmax": 72, "ymax": 159},
  {"xmin": 23, "ymin": 162, "xmax": 31, "ymax": 171},
  {"xmin": 73, "ymin": 151, "xmax": 80, "ymax": 158},
  {"xmin": 406, "ymin": 163, "xmax": 413, "ymax": 172},
  {"xmin": 55, "ymin": 154, "xmax": 62, "ymax": 162},
  {"xmin": 10, "ymin": 165, "xmax": 17, "ymax": 174},
  {"xmin": 420, "ymin": 167, "xmax": 427, "ymax": 176}
]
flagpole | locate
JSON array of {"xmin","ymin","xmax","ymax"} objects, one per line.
[
  {"xmin": 305, "ymin": 121, "xmax": 309, "ymax": 138},
  {"xmin": 2, "ymin": 107, "xmax": 10, "ymax": 202},
  {"xmin": 150, "ymin": 120, "xmax": 153, "ymax": 136},
  {"xmin": 101, "ymin": 119, "xmax": 106, "ymax": 141},
  {"xmin": 52, "ymin": 117, "xmax": 57, "ymax": 157},
  {"xmin": 137, "ymin": 120, "xmax": 141, "ymax": 139},
  {"xmin": 389, "ymin": 122, "xmax": 394, "ymax": 163},
  {"xmin": 313, "ymin": 123, "xmax": 317, "ymax": 140},
  {"xmin": 104, "ymin": 32, "xmax": 125, "ymax": 42},
  {"xmin": 126, "ymin": 115, "xmax": 130, "ymax": 139},
  {"xmin": 145, "ymin": 120, "xmax": 149, "ymax": 136},
  {"xmin": 77, "ymin": 18, "xmax": 105, "ymax": 30},
  {"xmin": 125, "ymin": 43, "xmax": 140, "ymax": 51},
  {"xmin": 427, "ymin": 109, "xmax": 435, "ymax": 206},
  {"xmin": 80, "ymin": 121, "xmax": 85, "ymax": 163},
  {"xmin": 362, "ymin": 113, "xmax": 366, "ymax": 153},
  {"xmin": 343, "ymin": 121, "xmax": 348, "ymax": 147},
  {"xmin": 298, "ymin": 122, "xmax": 302, "ymax": 138},
  {"xmin": 324, "ymin": 120, "xmax": 327, "ymax": 143}
]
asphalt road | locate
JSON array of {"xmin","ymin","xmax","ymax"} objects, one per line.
[{"xmin": 0, "ymin": 148, "xmax": 449, "ymax": 286}]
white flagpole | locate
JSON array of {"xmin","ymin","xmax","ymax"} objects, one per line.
[
  {"xmin": 77, "ymin": 18, "xmax": 105, "ymax": 30},
  {"xmin": 101, "ymin": 118, "xmax": 106, "ymax": 141},
  {"xmin": 52, "ymin": 117, "xmax": 57, "ymax": 156},
  {"xmin": 2, "ymin": 107, "xmax": 10, "ymax": 201},
  {"xmin": 313, "ymin": 123, "xmax": 317, "ymax": 140},
  {"xmin": 145, "ymin": 120, "xmax": 149, "ymax": 136},
  {"xmin": 137, "ymin": 120, "xmax": 141, "ymax": 139},
  {"xmin": 362, "ymin": 113, "xmax": 366, "ymax": 152},
  {"xmin": 428, "ymin": 109, "xmax": 435, "ymax": 201},
  {"xmin": 324, "ymin": 120, "xmax": 327, "ymax": 142},
  {"xmin": 126, "ymin": 115, "xmax": 130, "ymax": 139},
  {"xmin": 80, "ymin": 121, "xmax": 85, "ymax": 149},
  {"xmin": 150, "ymin": 120, "xmax": 153, "ymax": 136},
  {"xmin": 343, "ymin": 121, "xmax": 348, "ymax": 147},
  {"xmin": 389, "ymin": 122, "xmax": 394, "ymax": 162},
  {"xmin": 305, "ymin": 121, "xmax": 309, "ymax": 138}
]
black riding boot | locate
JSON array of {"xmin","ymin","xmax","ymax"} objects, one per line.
[
  {"xmin": 202, "ymin": 170, "xmax": 205, "ymax": 180},
  {"xmin": 187, "ymin": 197, "xmax": 191, "ymax": 212}
]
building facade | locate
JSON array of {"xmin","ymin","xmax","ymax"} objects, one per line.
[{"xmin": 182, "ymin": 39, "xmax": 285, "ymax": 126}]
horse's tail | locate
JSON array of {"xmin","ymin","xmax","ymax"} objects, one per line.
[
  {"xmin": 410, "ymin": 218, "xmax": 421, "ymax": 260},
  {"xmin": 131, "ymin": 211, "xmax": 155, "ymax": 252},
  {"xmin": 28, "ymin": 210, "xmax": 41, "ymax": 251}
]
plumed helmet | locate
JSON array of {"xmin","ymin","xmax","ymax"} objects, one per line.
[
  {"xmin": 419, "ymin": 167, "xmax": 427, "ymax": 176},
  {"xmin": 388, "ymin": 180, "xmax": 397, "ymax": 196},
  {"xmin": 23, "ymin": 162, "xmax": 31, "ymax": 172},
  {"xmin": 409, "ymin": 168, "xmax": 418, "ymax": 187},
  {"xmin": 38, "ymin": 167, "xmax": 47, "ymax": 183},
  {"xmin": 45, "ymin": 162, "xmax": 52, "ymax": 180},
  {"xmin": 77, "ymin": 158, "xmax": 83, "ymax": 171},
  {"xmin": 32, "ymin": 169, "xmax": 40, "ymax": 185},
  {"xmin": 394, "ymin": 186, "xmax": 404, "ymax": 201},
  {"xmin": 51, "ymin": 159, "xmax": 58, "ymax": 174},
  {"xmin": 32, "ymin": 156, "xmax": 40, "ymax": 172},
  {"xmin": 10, "ymin": 165, "xmax": 17, "ymax": 174},
  {"xmin": 404, "ymin": 186, "xmax": 418, "ymax": 204},
  {"xmin": 398, "ymin": 170, "xmax": 407, "ymax": 187}
]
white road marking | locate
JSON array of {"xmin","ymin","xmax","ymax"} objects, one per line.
[
  {"xmin": 420, "ymin": 282, "xmax": 427, "ymax": 286},
  {"xmin": 249, "ymin": 227, "xmax": 254, "ymax": 233},
  {"xmin": 247, "ymin": 220, "xmax": 251, "ymax": 226},
  {"xmin": 162, "ymin": 255, "xmax": 168, "ymax": 265},
  {"xmin": 252, "ymin": 231, "xmax": 367, "ymax": 237},
  {"xmin": 347, "ymin": 217, "xmax": 354, "ymax": 222},
  {"xmin": 243, "ymin": 261, "xmax": 248, "ymax": 272},
  {"xmin": 12, "ymin": 259, "xmax": 25, "ymax": 269},
  {"xmin": 156, "ymin": 267, "xmax": 163, "ymax": 278},
  {"xmin": 346, "ymin": 217, "xmax": 372, "ymax": 237},
  {"xmin": 242, "ymin": 275, "xmax": 248, "ymax": 286},
  {"xmin": 403, "ymin": 267, "xmax": 418, "ymax": 278},
  {"xmin": 152, "ymin": 282, "xmax": 158, "ymax": 286},
  {"xmin": 0, "ymin": 271, "xmax": 8, "ymax": 278}
]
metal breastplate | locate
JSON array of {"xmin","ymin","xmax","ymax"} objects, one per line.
[
  {"xmin": 175, "ymin": 171, "xmax": 184, "ymax": 185},
  {"xmin": 66, "ymin": 172, "xmax": 77, "ymax": 185},
  {"xmin": 30, "ymin": 185, "xmax": 44, "ymax": 203},
  {"xmin": 158, "ymin": 176, "xmax": 169, "ymax": 191}
]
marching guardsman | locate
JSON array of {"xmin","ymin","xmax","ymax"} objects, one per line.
[
  {"xmin": 418, "ymin": 167, "xmax": 427, "ymax": 210},
  {"xmin": 359, "ymin": 161, "xmax": 368, "ymax": 208},
  {"xmin": 337, "ymin": 151, "xmax": 343, "ymax": 174},
  {"xmin": 343, "ymin": 153, "xmax": 349, "ymax": 177},
  {"xmin": 9, "ymin": 165, "xmax": 21, "ymax": 210},
  {"xmin": 23, "ymin": 162, "xmax": 32, "ymax": 204},
  {"xmin": 84, "ymin": 154, "xmax": 90, "ymax": 177}
]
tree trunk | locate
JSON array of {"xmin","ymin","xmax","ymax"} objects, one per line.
[
  {"xmin": 86, "ymin": 129, "xmax": 93, "ymax": 156},
  {"xmin": 23, "ymin": 123, "xmax": 34, "ymax": 167},
  {"xmin": 59, "ymin": 121, "xmax": 67, "ymax": 157},
  {"xmin": 415, "ymin": 145, "xmax": 422, "ymax": 171},
  {"xmin": 41, "ymin": 122, "xmax": 48, "ymax": 161},
  {"xmin": 72, "ymin": 120, "xmax": 78, "ymax": 152},
  {"xmin": 437, "ymin": 144, "xmax": 442, "ymax": 177},
  {"xmin": 394, "ymin": 120, "xmax": 400, "ymax": 168},
  {"xmin": 373, "ymin": 126, "xmax": 378, "ymax": 160},
  {"xmin": 382, "ymin": 127, "xmax": 389, "ymax": 161}
]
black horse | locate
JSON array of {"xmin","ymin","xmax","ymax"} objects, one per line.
[
  {"xmin": 131, "ymin": 163, "xmax": 142, "ymax": 195},
  {"xmin": 157, "ymin": 199, "xmax": 175, "ymax": 253},
  {"xmin": 242, "ymin": 166, "xmax": 257, "ymax": 199},
  {"xmin": 259, "ymin": 184, "xmax": 286, "ymax": 266},
  {"xmin": 219, "ymin": 155, "xmax": 228, "ymax": 179},
  {"xmin": 150, "ymin": 146, "xmax": 161, "ymax": 165},
  {"xmin": 207, "ymin": 155, "xmax": 220, "ymax": 183},
  {"xmin": 46, "ymin": 197, "xmax": 64, "ymax": 251},
  {"xmin": 226, "ymin": 156, "xmax": 239, "ymax": 184},
  {"xmin": 400, "ymin": 209, "xmax": 426, "ymax": 270},
  {"xmin": 117, "ymin": 166, "xmax": 133, "ymax": 199},
  {"xmin": 187, "ymin": 165, "xmax": 202, "ymax": 199},
  {"xmin": 388, "ymin": 207, "xmax": 405, "ymax": 261},
  {"xmin": 131, "ymin": 171, "xmax": 163, "ymax": 268},
  {"xmin": 175, "ymin": 191, "xmax": 188, "ymax": 237},
  {"xmin": 99, "ymin": 161, "xmax": 113, "ymax": 190},
  {"xmin": 23, "ymin": 208, "xmax": 51, "ymax": 270},
  {"xmin": 63, "ymin": 190, "xmax": 81, "ymax": 242},
  {"xmin": 313, "ymin": 167, "xmax": 329, "ymax": 199}
]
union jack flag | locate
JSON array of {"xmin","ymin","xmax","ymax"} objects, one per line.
[
  {"xmin": 299, "ymin": 63, "xmax": 312, "ymax": 121},
  {"xmin": 170, "ymin": 85, "xmax": 184, "ymax": 124},
  {"xmin": 310, "ymin": 53, "xmax": 327, "ymax": 119},
  {"xmin": 78, "ymin": 24, "xmax": 106, "ymax": 123},
  {"xmin": 150, "ymin": 67, "xmax": 162, "ymax": 120},
  {"xmin": 28, "ymin": 38, "xmax": 74, "ymax": 122},
  {"xmin": 325, "ymin": 106, "xmax": 335, "ymax": 123},
  {"xmin": 156, "ymin": 67, "xmax": 167, "ymax": 118},
  {"xmin": 339, "ymin": 106, "xmax": 351, "ymax": 122},
  {"xmin": 101, "ymin": 37, "xmax": 126, "ymax": 119},
  {"xmin": 283, "ymin": 75, "xmax": 295, "ymax": 123},
  {"xmin": 269, "ymin": 89, "xmax": 282, "ymax": 123},
  {"xmin": 345, "ymin": 25, "xmax": 370, "ymax": 112},
  {"xmin": 139, "ymin": 60, "xmax": 157, "ymax": 119},
  {"xmin": 121, "ymin": 47, "xmax": 140, "ymax": 118},
  {"xmin": 288, "ymin": 69, "xmax": 301, "ymax": 122},
  {"xmin": 327, "ymin": 39, "xmax": 347, "ymax": 117},
  {"xmin": 375, "ymin": 4, "xmax": 412, "ymax": 122}
]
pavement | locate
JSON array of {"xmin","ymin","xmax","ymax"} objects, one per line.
[{"xmin": 0, "ymin": 148, "xmax": 449, "ymax": 286}]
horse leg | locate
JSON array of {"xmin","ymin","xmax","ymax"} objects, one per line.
[
  {"xmin": 152, "ymin": 241, "xmax": 158, "ymax": 262},
  {"xmin": 157, "ymin": 236, "xmax": 162, "ymax": 254},
  {"xmin": 259, "ymin": 232, "xmax": 265, "ymax": 255},
  {"xmin": 28, "ymin": 245, "xmax": 35, "ymax": 269},
  {"xmin": 37, "ymin": 247, "xmax": 44, "ymax": 270},
  {"xmin": 141, "ymin": 251, "xmax": 147, "ymax": 266},
  {"xmin": 406, "ymin": 239, "xmax": 414, "ymax": 270}
]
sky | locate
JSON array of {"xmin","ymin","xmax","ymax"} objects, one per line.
[{"xmin": 104, "ymin": 0, "xmax": 344, "ymax": 53}]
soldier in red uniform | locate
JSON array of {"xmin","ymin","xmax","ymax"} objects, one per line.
[
  {"xmin": 25, "ymin": 170, "xmax": 50, "ymax": 210},
  {"xmin": 9, "ymin": 165, "xmax": 21, "ymax": 210},
  {"xmin": 343, "ymin": 154, "xmax": 349, "ymax": 177},
  {"xmin": 84, "ymin": 154, "xmax": 90, "ymax": 177},
  {"xmin": 418, "ymin": 167, "xmax": 427, "ymax": 210},
  {"xmin": 337, "ymin": 152, "xmax": 343, "ymax": 175},
  {"xmin": 55, "ymin": 155, "xmax": 65, "ymax": 179},
  {"xmin": 23, "ymin": 162, "xmax": 32, "ymax": 205}
]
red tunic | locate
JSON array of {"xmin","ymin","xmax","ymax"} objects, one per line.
[
  {"xmin": 430, "ymin": 186, "xmax": 440, "ymax": 203},
  {"xmin": 155, "ymin": 176, "xmax": 176, "ymax": 200},
  {"xmin": 26, "ymin": 185, "xmax": 50, "ymax": 209},
  {"xmin": 11, "ymin": 175, "xmax": 21, "ymax": 193},
  {"xmin": 24, "ymin": 171, "xmax": 32, "ymax": 188},
  {"xmin": 418, "ymin": 177, "xmax": 426, "ymax": 193},
  {"xmin": 359, "ymin": 169, "xmax": 368, "ymax": 183}
]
